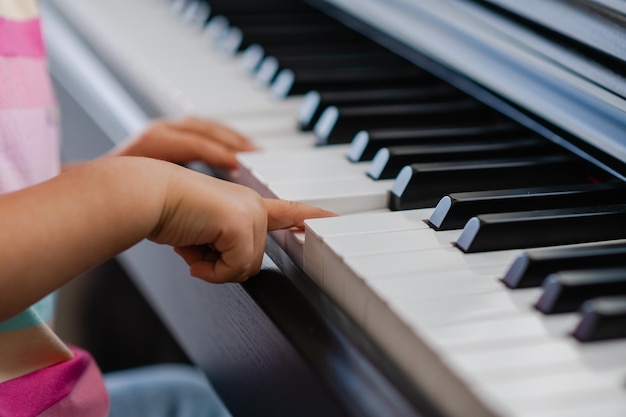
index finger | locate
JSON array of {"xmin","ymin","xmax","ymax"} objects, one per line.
[{"xmin": 264, "ymin": 198, "xmax": 336, "ymax": 231}]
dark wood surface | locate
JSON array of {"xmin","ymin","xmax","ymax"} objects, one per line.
[{"xmin": 117, "ymin": 236, "xmax": 441, "ymax": 417}]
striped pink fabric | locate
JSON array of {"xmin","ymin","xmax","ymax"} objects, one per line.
[
  {"xmin": 0, "ymin": 56, "xmax": 57, "ymax": 109},
  {"xmin": 0, "ymin": 347, "xmax": 109, "ymax": 417},
  {"xmin": 0, "ymin": 17, "xmax": 45, "ymax": 57},
  {"xmin": 0, "ymin": 3, "xmax": 110, "ymax": 416}
]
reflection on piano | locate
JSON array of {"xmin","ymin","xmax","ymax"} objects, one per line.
[{"xmin": 43, "ymin": 0, "xmax": 626, "ymax": 416}]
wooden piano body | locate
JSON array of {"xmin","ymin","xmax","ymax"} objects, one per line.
[{"xmin": 42, "ymin": 0, "xmax": 626, "ymax": 416}]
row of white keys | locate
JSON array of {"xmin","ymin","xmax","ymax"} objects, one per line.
[
  {"xmin": 437, "ymin": 319, "xmax": 626, "ymax": 417},
  {"xmin": 305, "ymin": 208, "xmax": 435, "ymax": 288},
  {"xmin": 366, "ymin": 268, "xmax": 626, "ymax": 416},
  {"xmin": 238, "ymin": 146, "xmax": 392, "ymax": 214},
  {"xmin": 304, "ymin": 212, "xmax": 529, "ymax": 417},
  {"xmin": 306, "ymin": 214, "xmax": 523, "ymax": 326},
  {"xmin": 373, "ymin": 257, "xmax": 625, "ymax": 416},
  {"xmin": 304, "ymin": 211, "xmax": 626, "ymax": 417},
  {"xmin": 53, "ymin": 0, "xmax": 305, "ymax": 130}
]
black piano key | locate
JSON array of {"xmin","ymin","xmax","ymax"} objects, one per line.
[
  {"xmin": 202, "ymin": 2, "xmax": 330, "ymax": 47},
  {"xmin": 257, "ymin": 52, "xmax": 406, "ymax": 86},
  {"xmin": 455, "ymin": 204, "xmax": 626, "ymax": 253},
  {"xmin": 212, "ymin": 12, "xmax": 330, "ymax": 28},
  {"xmin": 206, "ymin": 0, "xmax": 312, "ymax": 16},
  {"xmin": 367, "ymin": 137, "xmax": 555, "ymax": 180},
  {"xmin": 205, "ymin": 12, "xmax": 331, "ymax": 42},
  {"xmin": 242, "ymin": 42, "xmax": 385, "ymax": 73},
  {"xmin": 220, "ymin": 22, "xmax": 364, "ymax": 55},
  {"xmin": 502, "ymin": 241, "xmax": 626, "ymax": 288},
  {"xmin": 272, "ymin": 66, "xmax": 430, "ymax": 98},
  {"xmin": 298, "ymin": 85, "xmax": 459, "ymax": 131},
  {"xmin": 347, "ymin": 123, "xmax": 523, "ymax": 162},
  {"xmin": 429, "ymin": 182, "xmax": 626, "ymax": 231},
  {"xmin": 573, "ymin": 296, "xmax": 626, "ymax": 342},
  {"xmin": 535, "ymin": 267, "xmax": 626, "ymax": 314},
  {"xmin": 388, "ymin": 154, "xmax": 589, "ymax": 211},
  {"xmin": 314, "ymin": 99, "xmax": 495, "ymax": 146}
]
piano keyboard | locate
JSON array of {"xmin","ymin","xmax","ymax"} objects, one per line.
[{"xmin": 46, "ymin": 0, "xmax": 626, "ymax": 416}]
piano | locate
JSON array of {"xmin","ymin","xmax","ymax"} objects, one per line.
[{"xmin": 42, "ymin": 0, "xmax": 626, "ymax": 416}]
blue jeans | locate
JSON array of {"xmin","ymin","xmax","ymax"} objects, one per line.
[{"xmin": 105, "ymin": 364, "xmax": 232, "ymax": 417}]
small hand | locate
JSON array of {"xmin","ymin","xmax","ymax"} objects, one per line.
[
  {"xmin": 111, "ymin": 116, "xmax": 256, "ymax": 170},
  {"xmin": 149, "ymin": 168, "xmax": 335, "ymax": 284},
  {"xmin": 172, "ymin": 198, "xmax": 336, "ymax": 284}
]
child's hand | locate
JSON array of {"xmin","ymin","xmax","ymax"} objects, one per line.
[
  {"xmin": 0, "ymin": 157, "xmax": 333, "ymax": 320},
  {"xmin": 149, "ymin": 167, "xmax": 335, "ymax": 284},
  {"xmin": 110, "ymin": 117, "xmax": 256, "ymax": 170}
]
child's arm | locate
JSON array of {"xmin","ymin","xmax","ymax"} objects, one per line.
[{"xmin": 0, "ymin": 156, "xmax": 333, "ymax": 323}]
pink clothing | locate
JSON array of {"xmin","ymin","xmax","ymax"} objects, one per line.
[
  {"xmin": 0, "ymin": 347, "xmax": 109, "ymax": 417},
  {"xmin": 0, "ymin": 2, "xmax": 109, "ymax": 416},
  {"xmin": 0, "ymin": 16, "xmax": 45, "ymax": 58},
  {"xmin": 0, "ymin": 1, "xmax": 59, "ymax": 194}
]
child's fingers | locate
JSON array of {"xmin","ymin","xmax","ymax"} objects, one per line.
[
  {"xmin": 169, "ymin": 129, "xmax": 240, "ymax": 169},
  {"xmin": 171, "ymin": 117, "xmax": 257, "ymax": 152},
  {"xmin": 175, "ymin": 244, "xmax": 261, "ymax": 283},
  {"xmin": 264, "ymin": 198, "xmax": 336, "ymax": 231},
  {"xmin": 173, "ymin": 198, "xmax": 335, "ymax": 283}
]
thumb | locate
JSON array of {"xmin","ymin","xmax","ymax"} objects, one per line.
[{"xmin": 264, "ymin": 198, "xmax": 336, "ymax": 231}]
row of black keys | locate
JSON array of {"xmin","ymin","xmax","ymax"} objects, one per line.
[{"xmin": 177, "ymin": 0, "xmax": 626, "ymax": 342}]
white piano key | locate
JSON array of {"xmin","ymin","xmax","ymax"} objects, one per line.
[
  {"xmin": 237, "ymin": 145, "xmax": 351, "ymax": 169},
  {"xmin": 520, "ymin": 397, "xmax": 626, "ymax": 417},
  {"xmin": 485, "ymin": 365, "xmax": 615, "ymax": 401},
  {"xmin": 268, "ymin": 177, "xmax": 393, "ymax": 215},
  {"xmin": 363, "ymin": 286, "xmax": 508, "ymax": 417},
  {"xmin": 361, "ymin": 270, "xmax": 513, "ymax": 344},
  {"xmin": 283, "ymin": 229, "xmax": 307, "ymax": 267},
  {"xmin": 252, "ymin": 133, "xmax": 318, "ymax": 151},
  {"xmin": 235, "ymin": 147, "xmax": 354, "ymax": 198},
  {"xmin": 398, "ymin": 291, "xmax": 536, "ymax": 330},
  {"xmin": 252, "ymin": 159, "xmax": 370, "ymax": 184},
  {"xmin": 449, "ymin": 340, "xmax": 585, "ymax": 378},
  {"xmin": 304, "ymin": 209, "xmax": 433, "ymax": 286},
  {"xmin": 321, "ymin": 228, "xmax": 460, "ymax": 318},
  {"xmin": 305, "ymin": 208, "xmax": 434, "ymax": 237},
  {"xmin": 441, "ymin": 340, "xmax": 626, "ymax": 417},
  {"xmin": 219, "ymin": 109, "xmax": 303, "ymax": 138},
  {"xmin": 325, "ymin": 228, "xmax": 461, "ymax": 257},
  {"xmin": 304, "ymin": 210, "xmax": 431, "ymax": 291},
  {"xmin": 202, "ymin": 15, "xmax": 230, "ymax": 41},
  {"xmin": 321, "ymin": 227, "xmax": 457, "ymax": 300},
  {"xmin": 424, "ymin": 312, "xmax": 572, "ymax": 350},
  {"xmin": 327, "ymin": 246, "xmax": 518, "ymax": 325},
  {"xmin": 577, "ymin": 337, "xmax": 626, "ymax": 372},
  {"xmin": 343, "ymin": 246, "xmax": 520, "ymax": 280},
  {"xmin": 511, "ymin": 387, "xmax": 626, "ymax": 417},
  {"xmin": 369, "ymin": 269, "xmax": 506, "ymax": 306},
  {"xmin": 52, "ymin": 0, "xmax": 300, "ymax": 118},
  {"xmin": 478, "ymin": 366, "xmax": 626, "ymax": 417}
]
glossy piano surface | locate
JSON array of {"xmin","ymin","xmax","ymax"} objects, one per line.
[{"xmin": 43, "ymin": 0, "xmax": 626, "ymax": 416}]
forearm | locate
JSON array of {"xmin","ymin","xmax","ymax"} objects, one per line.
[{"xmin": 0, "ymin": 156, "xmax": 169, "ymax": 322}]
